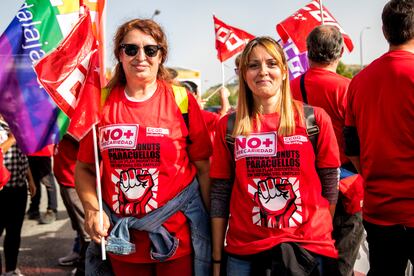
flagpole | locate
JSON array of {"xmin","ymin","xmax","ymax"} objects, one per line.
[
  {"xmin": 319, "ymin": 0, "xmax": 324, "ymax": 25},
  {"xmin": 204, "ymin": 75, "xmax": 236, "ymax": 101},
  {"xmin": 221, "ymin": 62, "xmax": 225, "ymax": 87},
  {"xmin": 92, "ymin": 124, "xmax": 107, "ymax": 260}
]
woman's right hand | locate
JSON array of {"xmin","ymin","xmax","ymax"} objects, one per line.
[{"xmin": 85, "ymin": 209, "xmax": 110, "ymax": 244}]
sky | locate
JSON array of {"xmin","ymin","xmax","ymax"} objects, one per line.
[{"xmin": 1, "ymin": 0, "xmax": 389, "ymax": 92}]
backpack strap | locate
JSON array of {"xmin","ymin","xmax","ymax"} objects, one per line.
[
  {"xmin": 225, "ymin": 112, "xmax": 236, "ymax": 156},
  {"xmin": 300, "ymin": 73, "xmax": 308, "ymax": 104},
  {"xmin": 225, "ymin": 112, "xmax": 236, "ymax": 179},
  {"xmin": 303, "ymin": 104, "xmax": 319, "ymax": 153},
  {"xmin": 172, "ymin": 85, "xmax": 191, "ymax": 144}
]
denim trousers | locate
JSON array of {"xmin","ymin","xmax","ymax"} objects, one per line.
[
  {"xmin": 226, "ymin": 247, "xmax": 338, "ymax": 276},
  {"xmin": 86, "ymin": 178, "xmax": 211, "ymax": 276},
  {"xmin": 364, "ymin": 220, "xmax": 414, "ymax": 276}
]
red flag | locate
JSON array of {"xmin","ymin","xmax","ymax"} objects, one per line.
[
  {"xmin": 34, "ymin": 10, "xmax": 101, "ymax": 140},
  {"xmin": 213, "ymin": 15, "xmax": 255, "ymax": 62},
  {"xmin": 276, "ymin": 0, "xmax": 353, "ymax": 53}
]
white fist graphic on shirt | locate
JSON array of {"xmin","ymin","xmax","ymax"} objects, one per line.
[{"xmin": 118, "ymin": 168, "xmax": 153, "ymax": 202}]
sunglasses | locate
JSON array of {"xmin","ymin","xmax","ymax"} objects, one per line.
[{"xmin": 120, "ymin": 44, "xmax": 161, "ymax": 58}]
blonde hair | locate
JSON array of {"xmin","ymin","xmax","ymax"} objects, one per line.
[{"xmin": 233, "ymin": 36, "xmax": 302, "ymax": 137}]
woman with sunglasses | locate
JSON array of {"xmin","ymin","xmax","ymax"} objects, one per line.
[
  {"xmin": 76, "ymin": 19, "xmax": 212, "ymax": 276},
  {"xmin": 210, "ymin": 36, "xmax": 341, "ymax": 276}
]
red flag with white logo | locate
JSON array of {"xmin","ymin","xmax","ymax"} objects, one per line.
[
  {"xmin": 213, "ymin": 15, "xmax": 255, "ymax": 62},
  {"xmin": 276, "ymin": 0, "xmax": 354, "ymax": 53},
  {"xmin": 34, "ymin": 9, "xmax": 101, "ymax": 140}
]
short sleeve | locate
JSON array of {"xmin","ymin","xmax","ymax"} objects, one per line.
[
  {"xmin": 209, "ymin": 114, "xmax": 233, "ymax": 179},
  {"xmin": 186, "ymin": 93, "xmax": 213, "ymax": 161},
  {"xmin": 344, "ymin": 78, "xmax": 357, "ymax": 127},
  {"xmin": 314, "ymin": 107, "xmax": 341, "ymax": 168},
  {"xmin": 77, "ymin": 129, "xmax": 95, "ymax": 164}
]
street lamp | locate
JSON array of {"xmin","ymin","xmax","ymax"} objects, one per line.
[
  {"xmin": 151, "ymin": 9, "xmax": 161, "ymax": 19},
  {"xmin": 360, "ymin": 26, "xmax": 371, "ymax": 69}
]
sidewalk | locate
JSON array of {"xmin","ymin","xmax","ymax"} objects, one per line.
[{"xmin": 0, "ymin": 185, "xmax": 75, "ymax": 276}]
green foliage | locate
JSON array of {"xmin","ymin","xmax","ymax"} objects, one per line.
[
  {"xmin": 202, "ymin": 82, "xmax": 238, "ymax": 107},
  {"xmin": 336, "ymin": 61, "xmax": 356, "ymax": 79}
]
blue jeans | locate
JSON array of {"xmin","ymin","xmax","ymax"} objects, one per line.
[
  {"xmin": 226, "ymin": 249, "xmax": 337, "ymax": 276},
  {"xmin": 86, "ymin": 178, "xmax": 211, "ymax": 276},
  {"xmin": 227, "ymin": 256, "xmax": 251, "ymax": 276}
]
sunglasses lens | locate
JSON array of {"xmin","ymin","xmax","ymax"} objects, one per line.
[
  {"xmin": 143, "ymin": 45, "xmax": 160, "ymax": 57},
  {"xmin": 121, "ymin": 44, "xmax": 160, "ymax": 57},
  {"xmin": 122, "ymin": 44, "xmax": 138, "ymax": 56}
]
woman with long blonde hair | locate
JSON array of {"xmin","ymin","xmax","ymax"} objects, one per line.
[{"xmin": 210, "ymin": 36, "xmax": 341, "ymax": 275}]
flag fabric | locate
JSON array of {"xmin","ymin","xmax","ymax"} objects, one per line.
[
  {"xmin": 276, "ymin": 0, "xmax": 354, "ymax": 53},
  {"xmin": 281, "ymin": 38, "xmax": 309, "ymax": 80},
  {"xmin": 0, "ymin": 0, "xmax": 80, "ymax": 154},
  {"xmin": 213, "ymin": 15, "xmax": 255, "ymax": 62},
  {"xmin": 84, "ymin": 0, "xmax": 107, "ymax": 88},
  {"xmin": 34, "ymin": 9, "xmax": 101, "ymax": 141}
]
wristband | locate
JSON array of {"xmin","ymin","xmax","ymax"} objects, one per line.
[{"xmin": 212, "ymin": 258, "xmax": 221, "ymax": 264}]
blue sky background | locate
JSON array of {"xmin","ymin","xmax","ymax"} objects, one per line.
[{"xmin": 1, "ymin": 0, "xmax": 389, "ymax": 91}]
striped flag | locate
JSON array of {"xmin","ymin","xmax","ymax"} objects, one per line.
[{"xmin": 0, "ymin": 0, "xmax": 80, "ymax": 154}]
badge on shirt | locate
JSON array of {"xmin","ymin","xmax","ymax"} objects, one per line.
[
  {"xmin": 283, "ymin": 135, "xmax": 308, "ymax": 145},
  {"xmin": 99, "ymin": 124, "xmax": 139, "ymax": 150},
  {"xmin": 235, "ymin": 132, "xmax": 277, "ymax": 160}
]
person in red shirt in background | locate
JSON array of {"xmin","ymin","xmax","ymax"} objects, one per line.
[
  {"xmin": 344, "ymin": 1, "xmax": 414, "ymax": 275},
  {"xmin": 210, "ymin": 36, "xmax": 341, "ymax": 276},
  {"xmin": 290, "ymin": 25, "xmax": 364, "ymax": 276},
  {"xmin": 54, "ymin": 135, "xmax": 90, "ymax": 275},
  {"xmin": 26, "ymin": 145, "xmax": 58, "ymax": 224},
  {"xmin": 180, "ymin": 80, "xmax": 231, "ymax": 144},
  {"xmin": 75, "ymin": 19, "xmax": 212, "ymax": 276}
]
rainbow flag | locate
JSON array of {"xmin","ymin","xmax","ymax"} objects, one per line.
[{"xmin": 0, "ymin": 0, "xmax": 79, "ymax": 154}]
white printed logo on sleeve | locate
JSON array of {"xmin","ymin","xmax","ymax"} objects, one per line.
[
  {"xmin": 146, "ymin": 127, "xmax": 169, "ymax": 137},
  {"xmin": 283, "ymin": 135, "xmax": 308, "ymax": 145},
  {"xmin": 235, "ymin": 132, "xmax": 277, "ymax": 160},
  {"xmin": 99, "ymin": 124, "xmax": 139, "ymax": 150}
]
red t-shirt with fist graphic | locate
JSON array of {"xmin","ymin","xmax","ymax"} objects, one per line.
[
  {"xmin": 78, "ymin": 80, "xmax": 212, "ymax": 263},
  {"xmin": 210, "ymin": 103, "xmax": 340, "ymax": 258}
]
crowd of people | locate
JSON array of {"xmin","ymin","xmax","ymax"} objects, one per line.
[{"xmin": 0, "ymin": 0, "xmax": 413, "ymax": 275}]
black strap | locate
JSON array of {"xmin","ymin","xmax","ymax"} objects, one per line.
[
  {"xmin": 225, "ymin": 112, "xmax": 236, "ymax": 156},
  {"xmin": 299, "ymin": 73, "xmax": 308, "ymax": 104},
  {"xmin": 303, "ymin": 104, "xmax": 319, "ymax": 152},
  {"xmin": 225, "ymin": 112, "xmax": 236, "ymax": 178}
]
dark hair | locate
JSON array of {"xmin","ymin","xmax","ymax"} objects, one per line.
[
  {"xmin": 106, "ymin": 19, "xmax": 171, "ymax": 91},
  {"xmin": 382, "ymin": 0, "xmax": 414, "ymax": 46},
  {"xmin": 180, "ymin": 81, "xmax": 198, "ymax": 95},
  {"xmin": 306, "ymin": 25, "xmax": 343, "ymax": 64}
]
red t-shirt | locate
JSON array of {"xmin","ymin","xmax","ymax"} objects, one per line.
[
  {"xmin": 53, "ymin": 138, "xmax": 78, "ymax": 188},
  {"xmin": 210, "ymin": 103, "xmax": 340, "ymax": 258},
  {"xmin": 345, "ymin": 50, "xmax": 414, "ymax": 227},
  {"xmin": 291, "ymin": 68, "xmax": 350, "ymax": 164},
  {"xmin": 201, "ymin": 109, "xmax": 220, "ymax": 144},
  {"xmin": 78, "ymin": 80, "xmax": 212, "ymax": 263}
]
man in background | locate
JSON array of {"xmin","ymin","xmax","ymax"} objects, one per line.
[
  {"xmin": 291, "ymin": 25, "xmax": 363, "ymax": 276},
  {"xmin": 344, "ymin": 1, "xmax": 414, "ymax": 275}
]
